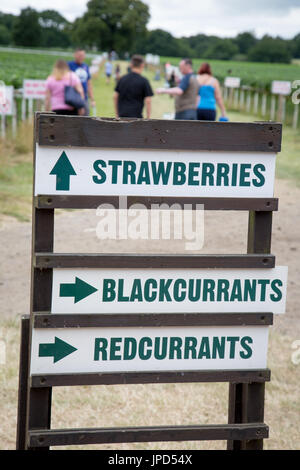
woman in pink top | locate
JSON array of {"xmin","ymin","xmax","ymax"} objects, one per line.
[{"xmin": 45, "ymin": 60, "xmax": 85, "ymax": 115}]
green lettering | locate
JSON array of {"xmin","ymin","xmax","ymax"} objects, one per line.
[
  {"xmin": 188, "ymin": 162, "xmax": 200, "ymax": 186},
  {"xmin": 151, "ymin": 161, "xmax": 172, "ymax": 185},
  {"xmin": 154, "ymin": 337, "xmax": 168, "ymax": 360},
  {"xmin": 198, "ymin": 337, "xmax": 211, "ymax": 359},
  {"xmin": 159, "ymin": 279, "xmax": 173, "ymax": 301},
  {"xmin": 110, "ymin": 337, "xmax": 122, "ymax": 360},
  {"xmin": 124, "ymin": 337, "xmax": 137, "ymax": 360},
  {"xmin": 203, "ymin": 279, "xmax": 215, "ymax": 301},
  {"xmin": 94, "ymin": 338, "xmax": 108, "ymax": 361},
  {"xmin": 217, "ymin": 279, "xmax": 230, "ymax": 301},
  {"xmin": 144, "ymin": 279, "xmax": 157, "ymax": 302},
  {"xmin": 270, "ymin": 279, "xmax": 283, "ymax": 302},
  {"xmin": 123, "ymin": 161, "xmax": 136, "ymax": 184},
  {"xmin": 117, "ymin": 279, "xmax": 130, "ymax": 302},
  {"xmin": 173, "ymin": 279, "xmax": 186, "ymax": 302},
  {"xmin": 201, "ymin": 163, "xmax": 214, "ymax": 186},
  {"xmin": 239, "ymin": 163, "xmax": 251, "ymax": 187},
  {"xmin": 230, "ymin": 280, "xmax": 243, "ymax": 301},
  {"xmin": 130, "ymin": 279, "xmax": 143, "ymax": 302},
  {"xmin": 227, "ymin": 337, "xmax": 240, "ymax": 359},
  {"xmin": 258, "ymin": 279, "xmax": 270, "ymax": 301},
  {"xmin": 188, "ymin": 279, "xmax": 201, "ymax": 301},
  {"xmin": 216, "ymin": 163, "xmax": 230, "ymax": 186},
  {"xmin": 102, "ymin": 279, "xmax": 116, "ymax": 302},
  {"xmin": 137, "ymin": 161, "xmax": 151, "ymax": 185},
  {"xmin": 252, "ymin": 164, "xmax": 265, "ymax": 187},
  {"xmin": 169, "ymin": 337, "xmax": 183, "ymax": 359},
  {"xmin": 108, "ymin": 160, "xmax": 122, "ymax": 184},
  {"xmin": 243, "ymin": 279, "xmax": 257, "ymax": 301},
  {"xmin": 138, "ymin": 337, "xmax": 152, "ymax": 360},
  {"xmin": 93, "ymin": 160, "xmax": 107, "ymax": 184},
  {"xmin": 173, "ymin": 162, "xmax": 186, "ymax": 185},
  {"xmin": 240, "ymin": 336, "xmax": 253, "ymax": 359},
  {"xmin": 184, "ymin": 337, "xmax": 197, "ymax": 359},
  {"xmin": 212, "ymin": 337, "xmax": 225, "ymax": 359}
]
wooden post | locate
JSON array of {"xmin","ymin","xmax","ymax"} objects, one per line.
[
  {"xmin": 1, "ymin": 114, "xmax": 5, "ymax": 138},
  {"xmin": 253, "ymin": 92, "xmax": 259, "ymax": 115},
  {"xmin": 239, "ymin": 89, "xmax": 245, "ymax": 111},
  {"xmin": 12, "ymin": 98, "xmax": 17, "ymax": 137},
  {"xmin": 16, "ymin": 316, "xmax": 30, "ymax": 450},
  {"xmin": 277, "ymin": 95, "xmax": 286, "ymax": 123},
  {"xmin": 246, "ymin": 91, "xmax": 251, "ymax": 113},
  {"xmin": 270, "ymin": 95, "xmax": 276, "ymax": 120},
  {"xmin": 234, "ymin": 89, "xmax": 239, "ymax": 108},
  {"xmin": 28, "ymin": 98, "xmax": 33, "ymax": 119},
  {"xmin": 261, "ymin": 93, "xmax": 267, "ymax": 117},
  {"xmin": 293, "ymin": 104, "xmax": 299, "ymax": 129},
  {"xmin": 21, "ymin": 98, "xmax": 26, "ymax": 121}
]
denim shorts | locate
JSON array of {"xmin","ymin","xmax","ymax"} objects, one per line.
[{"xmin": 175, "ymin": 109, "xmax": 197, "ymax": 120}]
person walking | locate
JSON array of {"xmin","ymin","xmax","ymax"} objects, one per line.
[
  {"xmin": 68, "ymin": 48, "xmax": 96, "ymax": 115},
  {"xmin": 105, "ymin": 60, "xmax": 113, "ymax": 84},
  {"xmin": 196, "ymin": 63, "xmax": 227, "ymax": 121},
  {"xmin": 45, "ymin": 60, "xmax": 85, "ymax": 115},
  {"xmin": 156, "ymin": 58, "xmax": 199, "ymax": 120},
  {"xmin": 113, "ymin": 55, "xmax": 153, "ymax": 119}
]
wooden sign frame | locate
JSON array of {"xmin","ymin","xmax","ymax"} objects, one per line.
[{"xmin": 16, "ymin": 114, "xmax": 282, "ymax": 450}]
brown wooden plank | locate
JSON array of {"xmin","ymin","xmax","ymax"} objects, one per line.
[
  {"xmin": 37, "ymin": 113, "xmax": 282, "ymax": 152},
  {"xmin": 30, "ymin": 369, "xmax": 271, "ymax": 388},
  {"xmin": 28, "ymin": 423, "xmax": 269, "ymax": 447},
  {"xmin": 35, "ymin": 195, "xmax": 279, "ymax": 212},
  {"xmin": 33, "ymin": 313, "xmax": 273, "ymax": 329},
  {"xmin": 34, "ymin": 253, "xmax": 275, "ymax": 269},
  {"xmin": 16, "ymin": 316, "xmax": 30, "ymax": 450}
]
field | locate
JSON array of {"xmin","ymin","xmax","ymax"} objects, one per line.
[
  {"xmin": 0, "ymin": 49, "xmax": 90, "ymax": 88},
  {"xmin": 162, "ymin": 56, "xmax": 300, "ymax": 90},
  {"xmin": 0, "ymin": 56, "xmax": 299, "ymax": 450}
]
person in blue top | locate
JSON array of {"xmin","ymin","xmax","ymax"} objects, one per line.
[
  {"xmin": 68, "ymin": 48, "xmax": 95, "ymax": 116},
  {"xmin": 196, "ymin": 63, "xmax": 227, "ymax": 121}
]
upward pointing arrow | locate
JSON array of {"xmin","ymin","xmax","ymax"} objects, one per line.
[
  {"xmin": 39, "ymin": 337, "xmax": 77, "ymax": 363},
  {"xmin": 50, "ymin": 151, "xmax": 76, "ymax": 191},
  {"xmin": 60, "ymin": 277, "xmax": 98, "ymax": 303}
]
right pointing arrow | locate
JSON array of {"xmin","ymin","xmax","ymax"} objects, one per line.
[
  {"xmin": 60, "ymin": 277, "xmax": 98, "ymax": 303},
  {"xmin": 39, "ymin": 337, "xmax": 77, "ymax": 363}
]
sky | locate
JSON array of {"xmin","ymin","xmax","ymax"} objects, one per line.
[{"xmin": 1, "ymin": 0, "xmax": 300, "ymax": 39}]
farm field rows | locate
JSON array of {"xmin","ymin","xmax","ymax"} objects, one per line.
[
  {"xmin": 0, "ymin": 49, "xmax": 90, "ymax": 89},
  {"xmin": 162, "ymin": 56, "xmax": 300, "ymax": 90}
]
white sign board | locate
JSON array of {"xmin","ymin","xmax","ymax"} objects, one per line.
[
  {"xmin": 23, "ymin": 79, "xmax": 47, "ymax": 100},
  {"xmin": 30, "ymin": 325, "xmax": 269, "ymax": 374},
  {"xmin": 0, "ymin": 85, "xmax": 14, "ymax": 115},
  {"xmin": 51, "ymin": 267, "xmax": 288, "ymax": 314},
  {"xmin": 271, "ymin": 81, "xmax": 291, "ymax": 96},
  {"xmin": 224, "ymin": 77, "xmax": 241, "ymax": 88},
  {"xmin": 35, "ymin": 146, "xmax": 276, "ymax": 198}
]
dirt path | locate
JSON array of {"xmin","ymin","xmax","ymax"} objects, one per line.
[{"xmin": 0, "ymin": 177, "xmax": 299, "ymax": 335}]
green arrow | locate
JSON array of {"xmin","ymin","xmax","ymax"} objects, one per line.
[
  {"xmin": 60, "ymin": 277, "xmax": 98, "ymax": 303},
  {"xmin": 39, "ymin": 337, "xmax": 77, "ymax": 363},
  {"xmin": 50, "ymin": 151, "xmax": 76, "ymax": 191}
]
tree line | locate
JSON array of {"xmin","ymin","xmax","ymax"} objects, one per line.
[{"xmin": 0, "ymin": 1, "xmax": 300, "ymax": 64}]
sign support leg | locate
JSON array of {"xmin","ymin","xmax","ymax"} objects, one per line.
[
  {"xmin": 26, "ymin": 207, "xmax": 54, "ymax": 450},
  {"xmin": 227, "ymin": 210, "xmax": 272, "ymax": 450},
  {"xmin": 16, "ymin": 316, "xmax": 30, "ymax": 450}
]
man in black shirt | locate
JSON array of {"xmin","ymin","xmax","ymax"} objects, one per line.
[{"xmin": 113, "ymin": 55, "xmax": 154, "ymax": 119}]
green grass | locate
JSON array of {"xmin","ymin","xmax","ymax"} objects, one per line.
[
  {"xmin": 161, "ymin": 56, "xmax": 300, "ymax": 90},
  {"xmin": 0, "ymin": 50, "xmax": 91, "ymax": 88}
]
